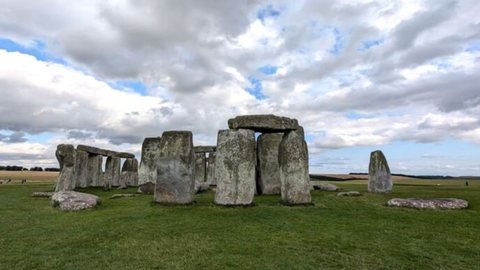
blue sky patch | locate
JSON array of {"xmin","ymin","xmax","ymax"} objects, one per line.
[
  {"xmin": 246, "ymin": 75, "xmax": 266, "ymax": 100},
  {"xmin": 257, "ymin": 5, "xmax": 280, "ymax": 22},
  {"xmin": 345, "ymin": 111, "xmax": 373, "ymax": 119},
  {"xmin": 465, "ymin": 42, "xmax": 480, "ymax": 52},
  {"xmin": 0, "ymin": 38, "xmax": 66, "ymax": 64},
  {"xmin": 108, "ymin": 80, "xmax": 147, "ymax": 95},
  {"xmin": 258, "ymin": 65, "xmax": 278, "ymax": 75},
  {"xmin": 359, "ymin": 38, "xmax": 384, "ymax": 51},
  {"xmin": 328, "ymin": 28, "xmax": 344, "ymax": 55}
]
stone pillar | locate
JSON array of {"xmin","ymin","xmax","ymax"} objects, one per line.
[
  {"xmin": 279, "ymin": 130, "xmax": 311, "ymax": 204},
  {"xmin": 368, "ymin": 150, "xmax": 392, "ymax": 193},
  {"xmin": 206, "ymin": 152, "xmax": 216, "ymax": 185},
  {"xmin": 54, "ymin": 144, "xmax": 76, "ymax": 192},
  {"xmin": 74, "ymin": 150, "xmax": 89, "ymax": 188},
  {"xmin": 87, "ymin": 155, "xmax": 103, "ymax": 187},
  {"xmin": 138, "ymin": 137, "xmax": 162, "ymax": 193},
  {"xmin": 257, "ymin": 133, "xmax": 283, "ymax": 195},
  {"xmin": 154, "ymin": 131, "xmax": 195, "ymax": 204},
  {"xmin": 195, "ymin": 152, "xmax": 206, "ymax": 183},
  {"xmin": 119, "ymin": 158, "xmax": 139, "ymax": 188},
  {"xmin": 103, "ymin": 156, "xmax": 120, "ymax": 190},
  {"xmin": 214, "ymin": 129, "xmax": 256, "ymax": 206}
]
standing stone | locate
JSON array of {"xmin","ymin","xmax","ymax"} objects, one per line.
[
  {"xmin": 279, "ymin": 130, "xmax": 311, "ymax": 204},
  {"xmin": 119, "ymin": 158, "xmax": 139, "ymax": 188},
  {"xmin": 214, "ymin": 129, "xmax": 256, "ymax": 206},
  {"xmin": 74, "ymin": 150, "xmax": 89, "ymax": 188},
  {"xmin": 368, "ymin": 150, "xmax": 392, "ymax": 193},
  {"xmin": 195, "ymin": 152, "xmax": 206, "ymax": 183},
  {"xmin": 54, "ymin": 144, "xmax": 76, "ymax": 192},
  {"xmin": 257, "ymin": 133, "xmax": 283, "ymax": 195},
  {"xmin": 154, "ymin": 131, "xmax": 195, "ymax": 204},
  {"xmin": 138, "ymin": 137, "xmax": 162, "ymax": 192},
  {"xmin": 87, "ymin": 155, "xmax": 103, "ymax": 187},
  {"xmin": 206, "ymin": 152, "xmax": 216, "ymax": 185},
  {"xmin": 103, "ymin": 156, "xmax": 120, "ymax": 190}
]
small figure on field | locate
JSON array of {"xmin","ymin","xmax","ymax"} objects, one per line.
[
  {"xmin": 465, "ymin": 181, "xmax": 469, "ymax": 187},
  {"xmin": 6, "ymin": 179, "xmax": 11, "ymax": 184},
  {"xmin": 21, "ymin": 179, "xmax": 27, "ymax": 184}
]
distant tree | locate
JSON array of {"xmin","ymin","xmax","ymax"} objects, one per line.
[
  {"xmin": 0, "ymin": 166, "xmax": 5, "ymax": 171},
  {"xmin": 6, "ymin": 165, "xmax": 23, "ymax": 171},
  {"xmin": 30, "ymin": 167, "xmax": 44, "ymax": 171},
  {"xmin": 45, "ymin": 168, "xmax": 60, "ymax": 172}
]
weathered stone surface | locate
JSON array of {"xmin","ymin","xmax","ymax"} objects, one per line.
[
  {"xmin": 119, "ymin": 158, "xmax": 139, "ymax": 188},
  {"xmin": 368, "ymin": 150, "xmax": 392, "ymax": 193},
  {"xmin": 55, "ymin": 144, "xmax": 76, "ymax": 192},
  {"xmin": 206, "ymin": 152, "xmax": 216, "ymax": 185},
  {"xmin": 154, "ymin": 131, "xmax": 195, "ymax": 204},
  {"xmin": 74, "ymin": 150, "xmax": 89, "ymax": 188},
  {"xmin": 137, "ymin": 182, "xmax": 155, "ymax": 194},
  {"xmin": 76, "ymin": 144, "xmax": 135, "ymax": 158},
  {"xmin": 195, "ymin": 181, "xmax": 210, "ymax": 193},
  {"xmin": 103, "ymin": 156, "xmax": 121, "ymax": 189},
  {"xmin": 228, "ymin": 114, "xmax": 299, "ymax": 133},
  {"xmin": 195, "ymin": 152, "xmax": 206, "ymax": 183},
  {"xmin": 279, "ymin": 130, "xmax": 311, "ymax": 204},
  {"xmin": 110, "ymin": 193, "xmax": 139, "ymax": 199},
  {"xmin": 51, "ymin": 191, "xmax": 100, "ymax": 211},
  {"xmin": 31, "ymin": 192, "xmax": 54, "ymax": 198},
  {"xmin": 337, "ymin": 191, "xmax": 362, "ymax": 197},
  {"xmin": 312, "ymin": 183, "xmax": 340, "ymax": 191},
  {"xmin": 87, "ymin": 155, "xmax": 103, "ymax": 187},
  {"xmin": 138, "ymin": 137, "xmax": 162, "ymax": 192},
  {"xmin": 193, "ymin": 146, "xmax": 216, "ymax": 153},
  {"xmin": 387, "ymin": 198, "xmax": 468, "ymax": 209},
  {"xmin": 214, "ymin": 129, "xmax": 256, "ymax": 206},
  {"xmin": 256, "ymin": 133, "xmax": 283, "ymax": 195}
]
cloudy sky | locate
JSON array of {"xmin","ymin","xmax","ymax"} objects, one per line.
[{"xmin": 0, "ymin": 0, "xmax": 479, "ymax": 175}]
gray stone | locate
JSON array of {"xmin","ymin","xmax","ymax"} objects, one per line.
[
  {"xmin": 76, "ymin": 144, "xmax": 135, "ymax": 158},
  {"xmin": 51, "ymin": 191, "xmax": 100, "ymax": 211},
  {"xmin": 368, "ymin": 150, "xmax": 392, "ymax": 193},
  {"xmin": 103, "ymin": 156, "xmax": 121, "ymax": 189},
  {"xmin": 312, "ymin": 183, "xmax": 340, "ymax": 191},
  {"xmin": 193, "ymin": 146, "xmax": 216, "ymax": 153},
  {"xmin": 279, "ymin": 130, "xmax": 311, "ymax": 204},
  {"xmin": 31, "ymin": 192, "xmax": 54, "ymax": 198},
  {"xmin": 119, "ymin": 158, "xmax": 139, "ymax": 188},
  {"xmin": 74, "ymin": 150, "xmax": 89, "ymax": 188},
  {"xmin": 214, "ymin": 129, "xmax": 256, "ymax": 206},
  {"xmin": 110, "ymin": 193, "xmax": 139, "ymax": 199},
  {"xmin": 337, "ymin": 191, "xmax": 362, "ymax": 197},
  {"xmin": 195, "ymin": 181, "xmax": 210, "ymax": 193},
  {"xmin": 137, "ymin": 182, "xmax": 155, "ymax": 194},
  {"xmin": 387, "ymin": 198, "xmax": 468, "ymax": 209},
  {"xmin": 154, "ymin": 131, "xmax": 195, "ymax": 204},
  {"xmin": 206, "ymin": 152, "xmax": 216, "ymax": 185},
  {"xmin": 138, "ymin": 137, "xmax": 162, "ymax": 192},
  {"xmin": 195, "ymin": 152, "xmax": 206, "ymax": 183},
  {"xmin": 228, "ymin": 114, "xmax": 299, "ymax": 133},
  {"xmin": 256, "ymin": 133, "xmax": 283, "ymax": 195},
  {"xmin": 54, "ymin": 144, "xmax": 76, "ymax": 192},
  {"xmin": 87, "ymin": 155, "xmax": 103, "ymax": 187}
]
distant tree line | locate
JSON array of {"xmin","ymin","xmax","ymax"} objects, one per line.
[{"xmin": 0, "ymin": 166, "xmax": 60, "ymax": 172}]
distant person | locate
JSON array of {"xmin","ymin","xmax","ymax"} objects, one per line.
[
  {"xmin": 6, "ymin": 179, "xmax": 11, "ymax": 184},
  {"xmin": 465, "ymin": 181, "xmax": 469, "ymax": 187},
  {"xmin": 21, "ymin": 179, "xmax": 27, "ymax": 184}
]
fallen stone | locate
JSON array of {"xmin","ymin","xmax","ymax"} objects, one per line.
[
  {"xmin": 368, "ymin": 150, "xmax": 392, "ymax": 193},
  {"xmin": 206, "ymin": 152, "xmax": 216, "ymax": 185},
  {"xmin": 110, "ymin": 193, "xmax": 139, "ymax": 199},
  {"xmin": 312, "ymin": 183, "xmax": 340, "ymax": 191},
  {"xmin": 138, "ymin": 137, "xmax": 162, "ymax": 191},
  {"xmin": 337, "ymin": 191, "xmax": 362, "ymax": 197},
  {"xmin": 279, "ymin": 130, "xmax": 311, "ymax": 204},
  {"xmin": 228, "ymin": 114, "xmax": 299, "ymax": 133},
  {"xmin": 256, "ymin": 133, "xmax": 283, "ymax": 195},
  {"xmin": 51, "ymin": 191, "xmax": 100, "ymax": 211},
  {"xmin": 195, "ymin": 152, "xmax": 206, "ymax": 183},
  {"xmin": 87, "ymin": 155, "xmax": 103, "ymax": 187},
  {"xmin": 137, "ymin": 182, "xmax": 155, "ymax": 194},
  {"xmin": 195, "ymin": 181, "xmax": 210, "ymax": 193},
  {"xmin": 74, "ymin": 150, "xmax": 89, "ymax": 188},
  {"xmin": 154, "ymin": 131, "xmax": 196, "ymax": 204},
  {"xmin": 214, "ymin": 129, "xmax": 256, "ymax": 206},
  {"xmin": 387, "ymin": 198, "xmax": 468, "ymax": 210},
  {"xmin": 54, "ymin": 144, "xmax": 76, "ymax": 192},
  {"xmin": 193, "ymin": 146, "xmax": 216, "ymax": 153},
  {"xmin": 31, "ymin": 192, "xmax": 54, "ymax": 198}
]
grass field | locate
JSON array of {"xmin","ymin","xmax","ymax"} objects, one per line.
[{"xmin": 1, "ymin": 173, "xmax": 479, "ymax": 269}]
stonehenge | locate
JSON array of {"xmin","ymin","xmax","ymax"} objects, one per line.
[
  {"xmin": 368, "ymin": 150, "xmax": 392, "ymax": 193},
  {"xmin": 120, "ymin": 158, "xmax": 139, "ymax": 189},
  {"xmin": 193, "ymin": 146, "xmax": 216, "ymax": 186},
  {"xmin": 138, "ymin": 137, "xmax": 162, "ymax": 193},
  {"xmin": 256, "ymin": 133, "xmax": 283, "ymax": 195},
  {"xmin": 54, "ymin": 144, "xmax": 137, "ymax": 191}
]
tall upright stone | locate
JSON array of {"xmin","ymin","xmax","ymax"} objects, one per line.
[
  {"xmin": 87, "ymin": 155, "xmax": 103, "ymax": 187},
  {"xmin": 154, "ymin": 131, "xmax": 195, "ymax": 204},
  {"xmin": 103, "ymin": 156, "xmax": 120, "ymax": 190},
  {"xmin": 368, "ymin": 150, "xmax": 392, "ymax": 193},
  {"xmin": 206, "ymin": 152, "xmax": 216, "ymax": 185},
  {"xmin": 257, "ymin": 133, "xmax": 283, "ymax": 195},
  {"xmin": 214, "ymin": 129, "xmax": 256, "ymax": 206},
  {"xmin": 54, "ymin": 144, "xmax": 76, "ymax": 192},
  {"xmin": 119, "ymin": 158, "xmax": 139, "ymax": 188},
  {"xmin": 74, "ymin": 150, "xmax": 89, "ymax": 188},
  {"xmin": 138, "ymin": 137, "xmax": 162, "ymax": 193},
  {"xmin": 279, "ymin": 130, "xmax": 311, "ymax": 204},
  {"xmin": 195, "ymin": 152, "xmax": 206, "ymax": 183}
]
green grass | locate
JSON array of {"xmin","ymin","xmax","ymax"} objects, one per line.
[{"xmin": 1, "ymin": 181, "xmax": 479, "ymax": 270}]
